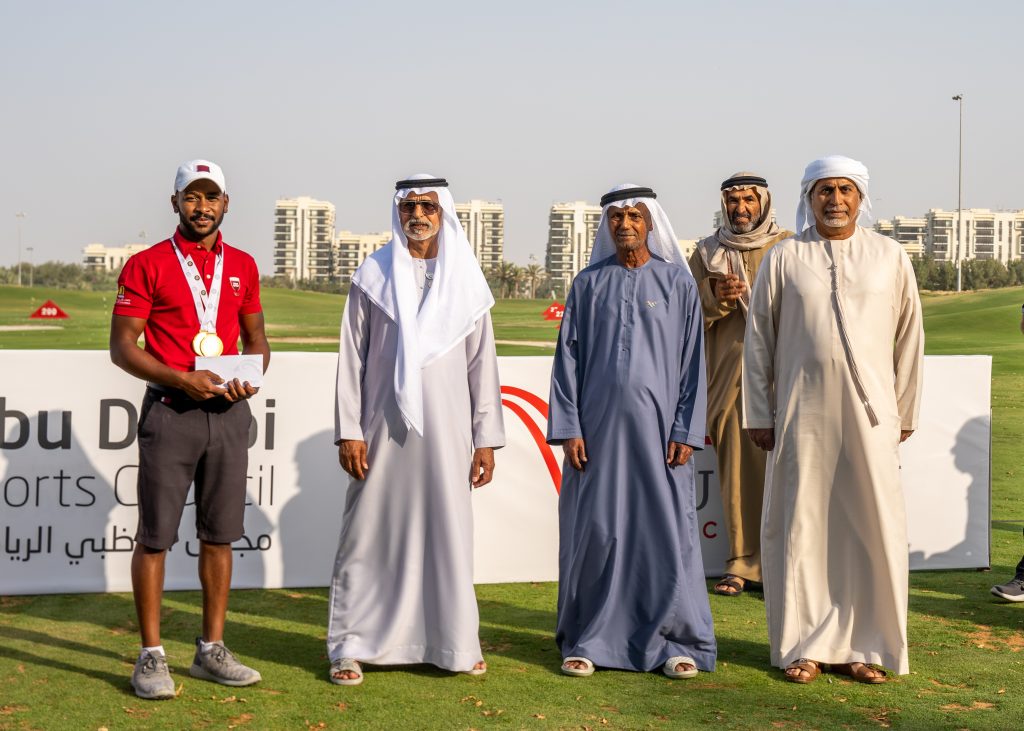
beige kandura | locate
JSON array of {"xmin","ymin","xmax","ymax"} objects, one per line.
[{"xmin": 742, "ymin": 225, "xmax": 924, "ymax": 674}]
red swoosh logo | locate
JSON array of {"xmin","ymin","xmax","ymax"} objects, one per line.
[
  {"xmin": 499, "ymin": 386, "xmax": 549, "ymax": 419},
  {"xmin": 500, "ymin": 386, "xmax": 561, "ymax": 493}
]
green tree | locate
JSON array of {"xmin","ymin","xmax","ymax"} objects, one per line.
[
  {"xmin": 521, "ymin": 264, "xmax": 545, "ymax": 299},
  {"xmin": 491, "ymin": 261, "xmax": 520, "ymax": 299}
]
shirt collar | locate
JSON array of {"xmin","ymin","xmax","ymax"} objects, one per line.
[{"xmin": 172, "ymin": 228, "xmax": 223, "ymax": 256}]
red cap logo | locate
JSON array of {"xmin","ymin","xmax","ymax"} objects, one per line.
[{"xmin": 197, "ymin": 164, "xmax": 210, "ymax": 172}]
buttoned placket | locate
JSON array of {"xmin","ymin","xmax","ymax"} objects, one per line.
[
  {"xmin": 829, "ymin": 239, "xmax": 844, "ymax": 360},
  {"xmin": 618, "ymin": 268, "xmax": 638, "ymax": 384},
  {"xmin": 413, "ymin": 258, "xmax": 434, "ymax": 307}
]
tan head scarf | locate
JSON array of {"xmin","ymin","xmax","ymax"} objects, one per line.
[{"xmin": 697, "ymin": 171, "xmax": 780, "ymax": 311}]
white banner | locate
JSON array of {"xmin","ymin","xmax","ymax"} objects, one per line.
[{"xmin": 0, "ymin": 352, "xmax": 989, "ymax": 595}]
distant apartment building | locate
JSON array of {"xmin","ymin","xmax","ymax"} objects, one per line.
[
  {"xmin": 273, "ymin": 197, "xmax": 337, "ymax": 281},
  {"xmin": 82, "ymin": 243, "xmax": 149, "ymax": 272},
  {"xmin": 874, "ymin": 216, "xmax": 927, "ymax": 258},
  {"xmin": 336, "ymin": 231, "xmax": 391, "ymax": 282},
  {"xmin": 922, "ymin": 208, "xmax": 1024, "ymax": 265},
  {"xmin": 545, "ymin": 201, "xmax": 603, "ymax": 293},
  {"xmin": 678, "ymin": 239, "xmax": 698, "ymax": 260},
  {"xmin": 455, "ymin": 200, "xmax": 504, "ymax": 274}
]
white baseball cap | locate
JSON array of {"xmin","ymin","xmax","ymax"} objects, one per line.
[{"xmin": 174, "ymin": 159, "xmax": 226, "ymax": 193}]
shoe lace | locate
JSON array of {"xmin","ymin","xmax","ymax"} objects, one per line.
[
  {"xmin": 141, "ymin": 653, "xmax": 166, "ymax": 675},
  {"xmin": 210, "ymin": 644, "xmax": 234, "ymax": 665}
]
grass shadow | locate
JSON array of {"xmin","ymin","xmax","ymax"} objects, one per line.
[{"xmin": 0, "ymin": 630, "xmax": 129, "ymax": 692}]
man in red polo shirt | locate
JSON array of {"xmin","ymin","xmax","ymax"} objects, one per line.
[{"xmin": 110, "ymin": 159, "xmax": 270, "ymax": 700}]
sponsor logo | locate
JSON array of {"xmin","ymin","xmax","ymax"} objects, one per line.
[
  {"xmin": 499, "ymin": 386, "xmax": 562, "ymax": 493},
  {"xmin": 229, "ymin": 276, "xmax": 241, "ymax": 294}
]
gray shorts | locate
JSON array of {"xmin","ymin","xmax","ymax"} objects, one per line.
[{"xmin": 135, "ymin": 387, "xmax": 252, "ymax": 550}]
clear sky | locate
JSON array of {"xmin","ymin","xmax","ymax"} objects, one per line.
[{"xmin": 2, "ymin": 1, "xmax": 1019, "ymax": 271}]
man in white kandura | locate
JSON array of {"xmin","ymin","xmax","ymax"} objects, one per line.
[
  {"xmin": 327, "ymin": 174, "xmax": 505, "ymax": 686},
  {"xmin": 742, "ymin": 155, "xmax": 924, "ymax": 685}
]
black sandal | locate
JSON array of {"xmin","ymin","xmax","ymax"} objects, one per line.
[{"xmin": 713, "ymin": 575, "xmax": 745, "ymax": 596}]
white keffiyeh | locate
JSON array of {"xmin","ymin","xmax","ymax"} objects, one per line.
[
  {"xmin": 351, "ymin": 173, "xmax": 494, "ymax": 436},
  {"xmin": 588, "ymin": 184, "xmax": 691, "ymax": 272},
  {"xmin": 795, "ymin": 155, "xmax": 873, "ymax": 233}
]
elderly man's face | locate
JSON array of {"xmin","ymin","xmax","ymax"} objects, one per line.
[
  {"xmin": 399, "ymin": 192, "xmax": 442, "ymax": 242},
  {"xmin": 726, "ymin": 188, "xmax": 761, "ymax": 234},
  {"xmin": 810, "ymin": 177, "xmax": 861, "ymax": 232},
  {"xmin": 607, "ymin": 204, "xmax": 652, "ymax": 252}
]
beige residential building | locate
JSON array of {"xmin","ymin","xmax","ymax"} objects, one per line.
[
  {"xmin": 678, "ymin": 239, "xmax": 698, "ymax": 260},
  {"xmin": 82, "ymin": 243, "xmax": 149, "ymax": 272},
  {"xmin": 273, "ymin": 197, "xmax": 337, "ymax": 281},
  {"xmin": 923, "ymin": 208, "xmax": 1023, "ymax": 265},
  {"xmin": 874, "ymin": 216, "xmax": 927, "ymax": 258},
  {"xmin": 336, "ymin": 231, "xmax": 391, "ymax": 282},
  {"xmin": 455, "ymin": 200, "xmax": 504, "ymax": 274},
  {"xmin": 545, "ymin": 201, "xmax": 603, "ymax": 295}
]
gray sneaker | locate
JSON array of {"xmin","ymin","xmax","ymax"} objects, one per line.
[
  {"xmin": 189, "ymin": 638, "xmax": 262, "ymax": 687},
  {"xmin": 991, "ymin": 576, "xmax": 1024, "ymax": 602},
  {"xmin": 131, "ymin": 650, "xmax": 175, "ymax": 700}
]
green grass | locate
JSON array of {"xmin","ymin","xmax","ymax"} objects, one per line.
[
  {"xmin": 0, "ymin": 286, "xmax": 559, "ymax": 355},
  {"xmin": 2, "ymin": 284, "xmax": 1024, "ymax": 729}
]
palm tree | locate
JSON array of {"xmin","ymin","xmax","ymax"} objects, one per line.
[
  {"xmin": 494, "ymin": 261, "xmax": 520, "ymax": 299},
  {"xmin": 522, "ymin": 264, "xmax": 545, "ymax": 299}
]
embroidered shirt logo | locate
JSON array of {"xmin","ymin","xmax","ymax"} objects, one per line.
[
  {"xmin": 229, "ymin": 276, "xmax": 241, "ymax": 294},
  {"xmin": 645, "ymin": 300, "xmax": 658, "ymax": 309}
]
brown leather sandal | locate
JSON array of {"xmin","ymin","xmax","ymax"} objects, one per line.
[
  {"xmin": 783, "ymin": 658, "xmax": 820, "ymax": 684},
  {"xmin": 832, "ymin": 662, "xmax": 887, "ymax": 684}
]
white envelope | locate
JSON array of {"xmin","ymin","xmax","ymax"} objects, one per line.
[{"xmin": 195, "ymin": 354, "xmax": 265, "ymax": 388}]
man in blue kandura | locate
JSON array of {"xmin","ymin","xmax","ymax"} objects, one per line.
[{"xmin": 547, "ymin": 183, "xmax": 715, "ymax": 679}]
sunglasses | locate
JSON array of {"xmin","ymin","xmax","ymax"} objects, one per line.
[{"xmin": 399, "ymin": 200, "xmax": 440, "ymax": 215}]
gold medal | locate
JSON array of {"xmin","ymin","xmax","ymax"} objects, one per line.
[
  {"xmin": 192, "ymin": 331, "xmax": 224, "ymax": 357},
  {"xmin": 199, "ymin": 332, "xmax": 224, "ymax": 357},
  {"xmin": 192, "ymin": 331, "xmax": 207, "ymax": 356}
]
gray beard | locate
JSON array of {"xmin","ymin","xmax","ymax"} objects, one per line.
[
  {"xmin": 403, "ymin": 221, "xmax": 438, "ymax": 242},
  {"xmin": 614, "ymin": 236, "xmax": 645, "ymax": 252},
  {"xmin": 731, "ymin": 220, "xmax": 755, "ymax": 234}
]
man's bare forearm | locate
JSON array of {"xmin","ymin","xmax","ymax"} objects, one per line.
[
  {"xmin": 242, "ymin": 335, "xmax": 271, "ymax": 373},
  {"xmin": 110, "ymin": 338, "xmax": 190, "ymax": 389},
  {"xmin": 239, "ymin": 312, "xmax": 271, "ymax": 373}
]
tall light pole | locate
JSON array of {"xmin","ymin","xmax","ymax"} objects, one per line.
[
  {"xmin": 26, "ymin": 246, "xmax": 34, "ymax": 287},
  {"xmin": 952, "ymin": 94, "xmax": 964, "ymax": 292},
  {"xmin": 15, "ymin": 212, "xmax": 26, "ymax": 286}
]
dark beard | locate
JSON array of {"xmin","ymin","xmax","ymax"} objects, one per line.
[{"xmin": 178, "ymin": 211, "xmax": 223, "ymax": 241}]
